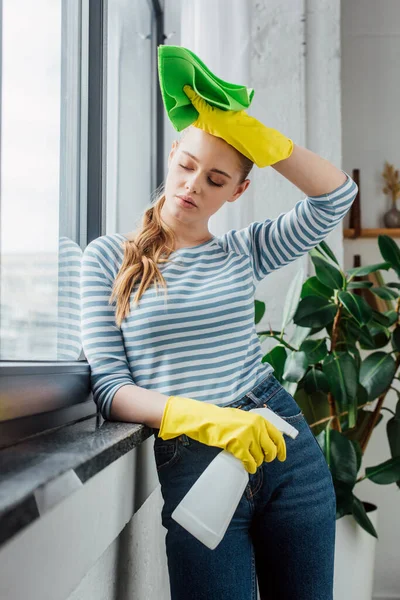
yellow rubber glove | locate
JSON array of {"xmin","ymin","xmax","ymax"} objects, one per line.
[
  {"xmin": 159, "ymin": 395, "xmax": 287, "ymax": 474},
  {"xmin": 183, "ymin": 84, "xmax": 293, "ymax": 168}
]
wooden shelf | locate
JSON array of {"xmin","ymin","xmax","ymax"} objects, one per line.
[{"xmin": 343, "ymin": 228, "xmax": 400, "ymax": 239}]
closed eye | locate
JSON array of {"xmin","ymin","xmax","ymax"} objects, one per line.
[{"xmin": 179, "ymin": 164, "xmax": 224, "ymax": 187}]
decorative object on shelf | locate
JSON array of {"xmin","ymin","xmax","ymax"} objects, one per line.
[
  {"xmin": 255, "ymin": 235, "xmax": 400, "ymax": 540},
  {"xmin": 348, "ymin": 168, "xmax": 361, "ymax": 238},
  {"xmin": 382, "ymin": 161, "xmax": 400, "ymax": 228}
]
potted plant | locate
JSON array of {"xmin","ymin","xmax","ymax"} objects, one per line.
[{"xmin": 254, "ymin": 235, "xmax": 400, "ymax": 599}]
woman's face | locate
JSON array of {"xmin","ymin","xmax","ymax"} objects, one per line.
[{"xmin": 163, "ymin": 127, "xmax": 250, "ymax": 235}]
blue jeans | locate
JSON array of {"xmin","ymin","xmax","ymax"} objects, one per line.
[{"xmin": 153, "ymin": 373, "xmax": 336, "ymax": 600}]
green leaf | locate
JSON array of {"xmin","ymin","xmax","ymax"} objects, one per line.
[
  {"xmin": 338, "ymin": 291, "xmax": 372, "ymax": 326},
  {"xmin": 384, "ymin": 310, "xmax": 399, "ymax": 326},
  {"xmin": 371, "ymin": 310, "xmax": 391, "ymax": 327},
  {"xmin": 347, "ymin": 345, "xmax": 362, "ymax": 371},
  {"xmin": 352, "ymin": 496, "xmax": 378, "ymax": 538},
  {"xmin": 387, "ymin": 402, "xmax": 400, "ymax": 490},
  {"xmin": 283, "ymin": 350, "xmax": 308, "ymax": 382},
  {"xmin": 391, "ymin": 326, "xmax": 400, "ymax": 352},
  {"xmin": 301, "ymin": 276, "xmax": 335, "ymax": 300},
  {"xmin": 365, "ymin": 456, "xmax": 400, "ymax": 484},
  {"xmin": 288, "ymin": 325, "xmax": 312, "ymax": 348},
  {"xmin": 317, "ymin": 240, "xmax": 339, "ymax": 265},
  {"xmin": 299, "ymin": 338, "xmax": 328, "ymax": 364},
  {"xmin": 254, "ymin": 299, "xmax": 266, "ymax": 325},
  {"xmin": 370, "ymin": 286, "xmax": 399, "ymax": 301},
  {"xmin": 340, "ymin": 318, "xmax": 364, "ymax": 346},
  {"xmin": 387, "ymin": 282, "xmax": 400, "ymax": 289},
  {"xmin": 378, "ymin": 235, "xmax": 400, "ymax": 275},
  {"xmin": 350, "ymin": 439, "xmax": 363, "ymax": 473},
  {"xmin": 262, "ymin": 345, "xmax": 287, "ymax": 382},
  {"xmin": 322, "ymin": 352, "xmax": 358, "ymax": 426},
  {"xmin": 330, "ymin": 429, "xmax": 358, "ymax": 486},
  {"xmin": 359, "ymin": 324, "xmax": 383, "ymax": 350},
  {"xmin": 347, "ymin": 281, "xmax": 374, "ymax": 290},
  {"xmin": 341, "ymin": 318, "xmax": 383, "ymax": 351},
  {"xmin": 359, "ymin": 352, "xmax": 397, "ymax": 401},
  {"xmin": 387, "ymin": 406, "xmax": 400, "ymax": 457},
  {"xmin": 334, "ymin": 479, "xmax": 354, "ymax": 518},
  {"xmin": 303, "ymin": 367, "xmax": 330, "ymax": 394},
  {"xmin": 311, "ymin": 255, "xmax": 346, "ymax": 290},
  {"xmin": 344, "ymin": 408, "xmax": 374, "ymax": 446},
  {"xmin": 346, "ymin": 261, "xmax": 392, "ymax": 278},
  {"xmin": 281, "ymin": 268, "xmax": 305, "ymax": 332},
  {"xmin": 366, "ymin": 322, "xmax": 391, "ymax": 350},
  {"xmin": 294, "ymin": 387, "xmax": 330, "ymax": 435},
  {"xmin": 356, "ymin": 383, "xmax": 369, "ymax": 406},
  {"xmin": 293, "ymin": 296, "xmax": 337, "ymax": 328}
]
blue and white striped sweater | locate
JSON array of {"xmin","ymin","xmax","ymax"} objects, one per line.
[{"xmin": 80, "ymin": 173, "xmax": 358, "ymax": 419}]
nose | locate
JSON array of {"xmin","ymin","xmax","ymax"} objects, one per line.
[{"xmin": 185, "ymin": 171, "xmax": 201, "ymax": 195}]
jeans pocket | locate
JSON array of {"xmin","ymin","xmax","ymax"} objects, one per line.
[
  {"xmin": 153, "ymin": 437, "xmax": 181, "ymax": 471},
  {"xmin": 261, "ymin": 386, "xmax": 304, "ymax": 423}
]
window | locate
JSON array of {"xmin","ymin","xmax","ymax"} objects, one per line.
[
  {"xmin": 0, "ymin": 0, "xmax": 163, "ymax": 447},
  {"xmin": 1, "ymin": 0, "xmax": 86, "ymax": 362}
]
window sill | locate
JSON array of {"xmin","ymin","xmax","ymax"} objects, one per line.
[{"xmin": 0, "ymin": 414, "xmax": 153, "ymax": 548}]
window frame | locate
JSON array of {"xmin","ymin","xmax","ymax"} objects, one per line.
[{"xmin": 0, "ymin": 0, "xmax": 164, "ymax": 448}]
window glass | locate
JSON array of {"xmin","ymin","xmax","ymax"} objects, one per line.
[
  {"xmin": 106, "ymin": 0, "xmax": 154, "ymax": 235},
  {"xmin": 0, "ymin": 0, "xmax": 87, "ymax": 360}
]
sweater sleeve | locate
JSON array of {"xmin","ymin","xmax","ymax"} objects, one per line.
[
  {"xmin": 219, "ymin": 172, "xmax": 358, "ymax": 285},
  {"xmin": 80, "ymin": 238, "xmax": 136, "ymax": 420}
]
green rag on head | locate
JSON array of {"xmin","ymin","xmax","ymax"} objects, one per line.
[{"xmin": 157, "ymin": 45, "xmax": 254, "ymax": 132}]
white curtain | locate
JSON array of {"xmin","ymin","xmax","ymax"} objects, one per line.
[{"xmin": 180, "ymin": 0, "xmax": 254, "ymax": 236}]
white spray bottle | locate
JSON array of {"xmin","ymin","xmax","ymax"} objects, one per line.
[{"xmin": 171, "ymin": 406, "xmax": 299, "ymax": 550}]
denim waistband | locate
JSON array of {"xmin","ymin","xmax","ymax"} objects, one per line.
[{"xmin": 222, "ymin": 371, "xmax": 278, "ymax": 410}]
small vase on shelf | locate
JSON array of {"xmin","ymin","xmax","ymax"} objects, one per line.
[
  {"xmin": 382, "ymin": 161, "xmax": 400, "ymax": 228},
  {"xmin": 383, "ymin": 203, "xmax": 400, "ymax": 228}
]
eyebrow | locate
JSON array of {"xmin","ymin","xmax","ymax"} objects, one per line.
[{"xmin": 181, "ymin": 151, "xmax": 232, "ymax": 179}]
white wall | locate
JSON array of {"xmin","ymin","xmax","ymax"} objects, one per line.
[
  {"xmin": 342, "ymin": 0, "xmax": 400, "ymax": 229},
  {"xmin": 0, "ymin": 437, "xmax": 170, "ymax": 600}
]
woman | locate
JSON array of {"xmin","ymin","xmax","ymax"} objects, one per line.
[{"xmin": 80, "ymin": 90, "xmax": 358, "ymax": 599}]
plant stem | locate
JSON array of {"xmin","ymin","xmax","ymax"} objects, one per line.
[
  {"xmin": 308, "ymin": 401, "xmax": 373, "ymax": 429},
  {"xmin": 380, "ymin": 406, "xmax": 396, "ymax": 417},
  {"xmin": 261, "ymin": 332, "xmax": 298, "ymax": 352},
  {"xmin": 328, "ymin": 300, "xmax": 343, "ymax": 431}
]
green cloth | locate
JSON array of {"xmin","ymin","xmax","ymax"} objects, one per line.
[{"xmin": 157, "ymin": 45, "xmax": 254, "ymax": 132}]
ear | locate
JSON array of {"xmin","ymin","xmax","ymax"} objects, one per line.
[
  {"xmin": 168, "ymin": 140, "xmax": 179, "ymax": 168},
  {"xmin": 227, "ymin": 179, "xmax": 251, "ymax": 203}
]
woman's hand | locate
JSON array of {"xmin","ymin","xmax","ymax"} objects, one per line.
[
  {"xmin": 183, "ymin": 84, "xmax": 293, "ymax": 168},
  {"xmin": 159, "ymin": 394, "xmax": 287, "ymax": 474}
]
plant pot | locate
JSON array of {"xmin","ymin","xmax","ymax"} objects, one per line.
[{"xmin": 333, "ymin": 502, "xmax": 378, "ymax": 600}]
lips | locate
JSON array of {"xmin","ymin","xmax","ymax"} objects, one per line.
[{"xmin": 178, "ymin": 195, "xmax": 196, "ymax": 206}]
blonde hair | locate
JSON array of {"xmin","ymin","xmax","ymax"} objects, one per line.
[{"xmin": 110, "ymin": 131, "xmax": 254, "ymax": 328}]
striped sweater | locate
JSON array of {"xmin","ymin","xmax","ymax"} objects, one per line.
[{"xmin": 80, "ymin": 173, "xmax": 358, "ymax": 420}]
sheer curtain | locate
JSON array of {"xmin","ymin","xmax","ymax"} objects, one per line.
[{"xmin": 180, "ymin": 0, "xmax": 254, "ymax": 236}]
